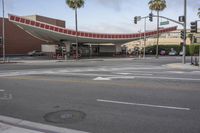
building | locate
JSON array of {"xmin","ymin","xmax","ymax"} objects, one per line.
[
  {"xmin": 0, "ymin": 14, "xmax": 177, "ymax": 57},
  {"xmin": 0, "ymin": 15, "xmax": 66, "ymax": 56}
]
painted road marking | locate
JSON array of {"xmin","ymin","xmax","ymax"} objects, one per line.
[
  {"xmin": 93, "ymin": 77, "xmax": 111, "ymax": 81},
  {"xmin": 0, "ymin": 66, "xmax": 164, "ymax": 77},
  {"xmin": 0, "ymin": 89, "xmax": 5, "ymax": 92},
  {"xmin": 135, "ymin": 76, "xmax": 200, "ymax": 81},
  {"xmin": 167, "ymin": 71, "xmax": 185, "ymax": 74},
  {"xmin": 93, "ymin": 76, "xmax": 135, "ymax": 81},
  {"xmin": 97, "ymin": 99, "xmax": 190, "ymax": 111},
  {"xmin": 115, "ymin": 73, "xmax": 132, "ymax": 75}
]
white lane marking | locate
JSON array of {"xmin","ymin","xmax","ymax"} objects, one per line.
[
  {"xmin": 0, "ymin": 115, "xmax": 89, "ymax": 133},
  {"xmin": 109, "ymin": 76, "xmax": 135, "ymax": 79},
  {"xmin": 167, "ymin": 71, "xmax": 185, "ymax": 74},
  {"xmin": 0, "ymin": 66, "xmax": 165, "ymax": 77},
  {"xmin": 93, "ymin": 77, "xmax": 111, "ymax": 81},
  {"xmin": 135, "ymin": 76, "xmax": 200, "ymax": 81},
  {"xmin": 0, "ymin": 89, "xmax": 5, "ymax": 92},
  {"xmin": 93, "ymin": 76, "xmax": 135, "ymax": 81},
  {"xmin": 192, "ymin": 71, "xmax": 200, "ymax": 73},
  {"xmin": 115, "ymin": 73, "xmax": 132, "ymax": 75},
  {"xmin": 0, "ymin": 93, "xmax": 12, "ymax": 100},
  {"xmin": 97, "ymin": 99, "xmax": 190, "ymax": 111}
]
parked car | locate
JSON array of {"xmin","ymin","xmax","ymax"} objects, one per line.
[
  {"xmin": 160, "ymin": 50, "xmax": 166, "ymax": 56},
  {"xmin": 28, "ymin": 50, "xmax": 45, "ymax": 56},
  {"xmin": 168, "ymin": 51, "xmax": 177, "ymax": 56},
  {"xmin": 179, "ymin": 51, "xmax": 183, "ymax": 56}
]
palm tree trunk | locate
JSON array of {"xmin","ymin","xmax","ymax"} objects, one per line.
[
  {"xmin": 75, "ymin": 7, "xmax": 78, "ymax": 60},
  {"xmin": 156, "ymin": 11, "xmax": 159, "ymax": 58}
]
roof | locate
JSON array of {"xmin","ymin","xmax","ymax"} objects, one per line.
[{"xmin": 8, "ymin": 14, "xmax": 177, "ymax": 44}]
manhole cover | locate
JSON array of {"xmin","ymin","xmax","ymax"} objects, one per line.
[{"xmin": 44, "ymin": 110, "xmax": 86, "ymax": 124}]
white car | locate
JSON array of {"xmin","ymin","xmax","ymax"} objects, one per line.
[
  {"xmin": 28, "ymin": 50, "xmax": 45, "ymax": 56},
  {"xmin": 168, "ymin": 51, "xmax": 177, "ymax": 56},
  {"xmin": 179, "ymin": 51, "xmax": 183, "ymax": 56}
]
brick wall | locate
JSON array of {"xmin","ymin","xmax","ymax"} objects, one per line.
[{"xmin": 0, "ymin": 18, "xmax": 46, "ymax": 56}]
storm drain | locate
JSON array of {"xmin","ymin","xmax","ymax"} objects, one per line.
[{"xmin": 44, "ymin": 110, "xmax": 86, "ymax": 124}]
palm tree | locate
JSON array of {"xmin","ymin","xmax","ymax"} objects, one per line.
[
  {"xmin": 66, "ymin": 0, "xmax": 85, "ymax": 59},
  {"xmin": 198, "ymin": 8, "xmax": 200, "ymax": 18},
  {"xmin": 149, "ymin": 0, "xmax": 166, "ymax": 58}
]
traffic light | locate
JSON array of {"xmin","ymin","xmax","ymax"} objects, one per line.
[
  {"xmin": 134, "ymin": 17, "xmax": 137, "ymax": 24},
  {"xmin": 190, "ymin": 21, "xmax": 198, "ymax": 33},
  {"xmin": 180, "ymin": 30, "xmax": 186, "ymax": 40},
  {"xmin": 149, "ymin": 13, "xmax": 153, "ymax": 22}
]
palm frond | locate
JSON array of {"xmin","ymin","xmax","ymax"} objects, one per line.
[
  {"xmin": 66, "ymin": 0, "xmax": 85, "ymax": 9},
  {"xmin": 148, "ymin": 0, "xmax": 166, "ymax": 11}
]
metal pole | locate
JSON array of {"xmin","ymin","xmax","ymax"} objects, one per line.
[
  {"xmin": 143, "ymin": 17, "xmax": 146, "ymax": 59},
  {"xmin": 2, "ymin": 0, "xmax": 5, "ymax": 62},
  {"xmin": 182, "ymin": 0, "xmax": 187, "ymax": 64},
  {"xmin": 199, "ymin": 45, "xmax": 200, "ymax": 67},
  {"xmin": 139, "ymin": 30, "xmax": 142, "ymax": 59},
  {"xmin": 156, "ymin": 11, "xmax": 159, "ymax": 58},
  {"xmin": 75, "ymin": 7, "xmax": 78, "ymax": 60}
]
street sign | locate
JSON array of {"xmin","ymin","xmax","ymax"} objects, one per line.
[{"xmin": 160, "ymin": 21, "xmax": 169, "ymax": 26}]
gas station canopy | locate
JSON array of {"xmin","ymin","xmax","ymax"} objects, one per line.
[{"xmin": 8, "ymin": 14, "xmax": 177, "ymax": 44}]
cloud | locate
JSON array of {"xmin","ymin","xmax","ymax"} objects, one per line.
[
  {"xmin": 95, "ymin": 0, "xmax": 131, "ymax": 11},
  {"xmin": 167, "ymin": 0, "xmax": 200, "ymax": 9},
  {"xmin": 78, "ymin": 22, "xmax": 135, "ymax": 33}
]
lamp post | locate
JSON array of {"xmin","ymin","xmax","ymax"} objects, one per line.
[{"xmin": 1, "ymin": 0, "xmax": 5, "ymax": 62}]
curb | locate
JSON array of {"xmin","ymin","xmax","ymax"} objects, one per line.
[
  {"xmin": 164, "ymin": 63, "xmax": 200, "ymax": 70},
  {"xmin": 0, "ymin": 115, "xmax": 88, "ymax": 133}
]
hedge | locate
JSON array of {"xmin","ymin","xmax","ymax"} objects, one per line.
[
  {"xmin": 189, "ymin": 44, "xmax": 200, "ymax": 56},
  {"xmin": 145, "ymin": 45, "xmax": 191, "ymax": 55}
]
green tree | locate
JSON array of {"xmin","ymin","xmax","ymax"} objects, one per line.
[
  {"xmin": 149, "ymin": 0, "xmax": 166, "ymax": 58},
  {"xmin": 198, "ymin": 8, "xmax": 200, "ymax": 18},
  {"xmin": 66, "ymin": 0, "xmax": 85, "ymax": 59}
]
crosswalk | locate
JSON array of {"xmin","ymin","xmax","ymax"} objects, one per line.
[{"xmin": 0, "ymin": 66, "xmax": 200, "ymax": 81}]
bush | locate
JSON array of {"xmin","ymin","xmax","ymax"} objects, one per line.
[
  {"xmin": 190, "ymin": 44, "xmax": 200, "ymax": 56},
  {"xmin": 145, "ymin": 44, "xmax": 191, "ymax": 55}
]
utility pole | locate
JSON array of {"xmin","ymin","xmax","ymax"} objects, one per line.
[
  {"xmin": 182, "ymin": 0, "xmax": 187, "ymax": 64},
  {"xmin": 2, "ymin": 0, "xmax": 5, "ymax": 62},
  {"xmin": 143, "ymin": 17, "xmax": 147, "ymax": 59},
  {"xmin": 75, "ymin": 6, "xmax": 78, "ymax": 60}
]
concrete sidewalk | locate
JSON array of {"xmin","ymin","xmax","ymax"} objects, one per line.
[
  {"xmin": 0, "ymin": 115, "xmax": 88, "ymax": 133},
  {"xmin": 165, "ymin": 63, "xmax": 200, "ymax": 70},
  {"xmin": 1, "ymin": 57, "xmax": 137, "ymax": 64}
]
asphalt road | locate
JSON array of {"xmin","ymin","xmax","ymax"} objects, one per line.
[{"xmin": 0, "ymin": 57, "xmax": 200, "ymax": 133}]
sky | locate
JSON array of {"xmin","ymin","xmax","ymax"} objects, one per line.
[{"xmin": 0, "ymin": 0, "xmax": 199, "ymax": 33}]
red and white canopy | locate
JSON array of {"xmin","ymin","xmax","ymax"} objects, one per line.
[{"xmin": 8, "ymin": 14, "xmax": 177, "ymax": 44}]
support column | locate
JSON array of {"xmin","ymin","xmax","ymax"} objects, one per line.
[
  {"xmin": 115, "ymin": 44, "xmax": 122, "ymax": 56},
  {"xmin": 64, "ymin": 41, "xmax": 71, "ymax": 60}
]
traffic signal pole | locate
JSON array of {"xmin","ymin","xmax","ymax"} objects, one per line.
[
  {"xmin": 144, "ymin": 17, "xmax": 147, "ymax": 59},
  {"xmin": 182, "ymin": 0, "xmax": 187, "ymax": 64}
]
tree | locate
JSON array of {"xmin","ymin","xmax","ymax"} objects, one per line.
[
  {"xmin": 198, "ymin": 8, "xmax": 200, "ymax": 18},
  {"xmin": 149, "ymin": 0, "xmax": 166, "ymax": 58},
  {"xmin": 66, "ymin": 0, "xmax": 85, "ymax": 59}
]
